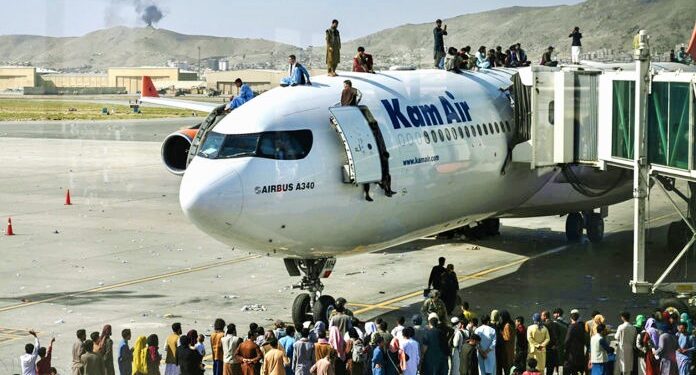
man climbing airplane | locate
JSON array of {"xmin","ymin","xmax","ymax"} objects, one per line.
[{"xmin": 225, "ymin": 78, "xmax": 254, "ymax": 111}]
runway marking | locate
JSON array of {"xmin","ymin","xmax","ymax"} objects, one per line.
[
  {"xmin": 352, "ymin": 244, "xmax": 570, "ymax": 316},
  {"xmin": 0, "ymin": 255, "xmax": 261, "ymax": 314},
  {"xmin": 347, "ymin": 302, "xmax": 400, "ymax": 311}
]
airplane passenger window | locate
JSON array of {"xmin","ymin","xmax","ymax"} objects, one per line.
[
  {"xmin": 458, "ymin": 127, "xmax": 464, "ymax": 139},
  {"xmin": 506, "ymin": 121, "xmax": 512, "ymax": 132},
  {"xmin": 445, "ymin": 128, "xmax": 451, "ymax": 141},
  {"xmin": 477, "ymin": 125, "xmax": 482, "ymax": 136},
  {"xmin": 488, "ymin": 123, "xmax": 494, "ymax": 134},
  {"xmin": 464, "ymin": 127, "xmax": 470, "ymax": 138},
  {"xmin": 483, "ymin": 124, "xmax": 489, "ymax": 135},
  {"xmin": 438, "ymin": 129, "xmax": 445, "ymax": 142},
  {"xmin": 494, "ymin": 122, "xmax": 500, "ymax": 133},
  {"xmin": 424, "ymin": 131, "xmax": 431, "ymax": 144},
  {"xmin": 451, "ymin": 127, "xmax": 457, "ymax": 140},
  {"xmin": 431, "ymin": 130, "xmax": 438, "ymax": 143}
]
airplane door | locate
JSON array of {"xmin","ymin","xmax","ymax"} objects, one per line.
[{"xmin": 329, "ymin": 106, "xmax": 383, "ymax": 184}]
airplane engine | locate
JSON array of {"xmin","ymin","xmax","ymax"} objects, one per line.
[{"xmin": 161, "ymin": 128, "xmax": 199, "ymax": 176}]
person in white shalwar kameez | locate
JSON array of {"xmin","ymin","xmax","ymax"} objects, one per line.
[
  {"xmin": 615, "ymin": 312, "xmax": 637, "ymax": 375},
  {"xmin": 475, "ymin": 316, "xmax": 497, "ymax": 375}
]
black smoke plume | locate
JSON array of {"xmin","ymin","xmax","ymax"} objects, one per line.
[{"xmin": 134, "ymin": 1, "xmax": 164, "ymax": 27}]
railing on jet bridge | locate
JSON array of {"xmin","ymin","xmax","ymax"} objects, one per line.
[
  {"xmin": 511, "ymin": 66, "xmax": 601, "ymax": 169},
  {"xmin": 598, "ymin": 71, "xmax": 696, "ymax": 180}
]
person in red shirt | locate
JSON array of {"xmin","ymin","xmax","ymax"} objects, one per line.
[
  {"xmin": 352, "ymin": 47, "xmax": 375, "ymax": 73},
  {"xmin": 36, "ymin": 337, "xmax": 55, "ymax": 375}
]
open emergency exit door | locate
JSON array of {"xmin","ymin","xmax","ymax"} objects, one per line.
[{"xmin": 329, "ymin": 106, "xmax": 383, "ymax": 184}]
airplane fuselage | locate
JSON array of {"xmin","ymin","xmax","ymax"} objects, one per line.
[{"xmin": 179, "ymin": 69, "xmax": 631, "ymax": 258}]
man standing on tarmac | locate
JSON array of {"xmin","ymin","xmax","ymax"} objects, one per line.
[
  {"xmin": 428, "ymin": 257, "xmax": 447, "ymax": 292},
  {"xmin": 433, "ymin": 19, "xmax": 448, "ymax": 69}
]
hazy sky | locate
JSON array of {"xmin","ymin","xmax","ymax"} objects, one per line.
[{"xmin": 3, "ymin": 0, "xmax": 584, "ymax": 46}]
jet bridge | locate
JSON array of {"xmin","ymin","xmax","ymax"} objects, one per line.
[{"xmin": 509, "ymin": 30, "xmax": 696, "ymax": 308}]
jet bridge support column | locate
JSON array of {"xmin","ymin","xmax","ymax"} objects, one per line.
[{"xmin": 631, "ymin": 30, "xmax": 652, "ymax": 293}]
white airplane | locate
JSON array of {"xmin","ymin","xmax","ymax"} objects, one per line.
[{"xmin": 140, "ymin": 69, "xmax": 632, "ymax": 327}]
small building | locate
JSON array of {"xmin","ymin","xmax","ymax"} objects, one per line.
[
  {"xmin": 107, "ymin": 67, "xmax": 198, "ymax": 94},
  {"xmin": 206, "ymin": 68, "xmax": 323, "ymax": 96},
  {"xmin": 0, "ymin": 66, "xmax": 37, "ymax": 91}
]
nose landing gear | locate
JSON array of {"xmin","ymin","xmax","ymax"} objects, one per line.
[{"xmin": 285, "ymin": 258, "xmax": 337, "ymax": 328}]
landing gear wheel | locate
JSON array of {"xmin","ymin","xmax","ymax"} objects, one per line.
[
  {"xmin": 312, "ymin": 295, "xmax": 336, "ymax": 325},
  {"xmin": 667, "ymin": 221, "xmax": 691, "ymax": 253},
  {"xmin": 292, "ymin": 293, "xmax": 312, "ymax": 328},
  {"xmin": 565, "ymin": 213, "xmax": 583, "ymax": 242},
  {"xmin": 586, "ymin": 213, "xmax": 604, "ymax": 243},
  {"xmin": 482, "ymin": 218, "xmax": 500, "ymax": 236}
]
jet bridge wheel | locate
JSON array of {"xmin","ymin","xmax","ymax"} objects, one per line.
[
  {"xmin": 292, "ymin": 293, "xmax": 312, "ymax": 329},
  {"xmin": 565, "ymin": 213, "xmax": 584, "ymax": 242},
  {"xmin": 586, "ymin": 213, "xmax": 605, "ymax": 243},
  {"xmin": 312, "ymin": 295, "xmax": 336, "ymax": 325}
]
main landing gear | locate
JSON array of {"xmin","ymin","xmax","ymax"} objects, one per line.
[
  {"xmin": 284, "ymin": 258, "xmax": 337, "ymax": 328},
  {"xmin": 565, "ymin": 210, "xmax": 605, "ymax": 243}
]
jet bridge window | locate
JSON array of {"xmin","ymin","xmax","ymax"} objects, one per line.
[
  {"xmin": 198, "ymin": 130, "xmax": 313, "ymax": 160},
  {"xmin": 648, "ymin": 82, "xmax": 691, "ymax": 169},
  {"xmin": 611, "ymin": 81, "xmax": 635, "ymax": 159}
]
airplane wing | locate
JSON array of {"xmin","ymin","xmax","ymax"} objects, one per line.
[{"xmin": 139, "ymin": 76, "xmax": 220, "ymax": 113}]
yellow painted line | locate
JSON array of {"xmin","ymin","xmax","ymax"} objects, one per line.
[
  {"xmin": 352, "ymin": 243, "xmax": 571, "ymax": 316},
  {"xmin": 0, "ymin": 255, "xmax": 261, "ymax": 313},
  {"xmin": 347, "ymin": 303, "xmax": 400, "ymax": 311}
]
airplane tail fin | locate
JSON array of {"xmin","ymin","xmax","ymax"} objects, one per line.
[{"xmin": 142, "ymin": 76, "xmax": 159, "ymax": 97}]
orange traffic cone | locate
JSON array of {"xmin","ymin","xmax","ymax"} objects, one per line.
[
  {"xmin": 6, "ymin": 217, "xmax": 14, "ymax": 236},
  {"xmin": 65, "ymin": 190, "xmax": 72, "ymax": 205}
]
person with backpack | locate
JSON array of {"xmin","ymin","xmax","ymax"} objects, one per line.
[{"xmin": 347, "ymin": 328, "xmax": 367, "ymax": 375}]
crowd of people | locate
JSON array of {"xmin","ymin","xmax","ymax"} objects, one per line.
[
  {"xmin": 19, "ymin": 294, "xmax": 696, "ymax": 375},
  {"xmin": 18, "ymin": 258, "xmax": 696, "ymax": 375}
]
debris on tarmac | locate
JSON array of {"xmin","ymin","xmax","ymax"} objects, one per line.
[
  {"xmin": 54, "ymin": 319, "xmax": 64, "ymax": 324},
  {"xmin": 241, "ymin": 304, "xmax": 266, "ymax": 312},
  {"xmin": 223, "ymin": 295, "xmax": 239, "ymax": 299}
]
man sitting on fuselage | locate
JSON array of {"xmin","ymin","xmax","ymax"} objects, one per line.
[
  {"xmin": 225, "ymin": 78, "xmax": 254, "ymax": 111},
  {"xmin": 280, "ymin": 55, "xmax": 312, "ymax": 87}
]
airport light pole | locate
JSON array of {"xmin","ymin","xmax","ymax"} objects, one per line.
[
  {"xmin": 198, "ymin": 46, "xmax": 201, "ymax": 79},
  {"xmin": 631, "ymin": 30, "xmax": 651, "ymax": 293}
]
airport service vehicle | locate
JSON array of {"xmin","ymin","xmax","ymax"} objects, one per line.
[{"xmin": 140, "ymin": 69, "xmax": 632, "ymax": 326}]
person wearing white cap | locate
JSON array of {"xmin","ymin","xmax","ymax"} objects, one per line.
[{"xmin": 450, "ymin": 317, "xmax": 464, "ymax": 375}]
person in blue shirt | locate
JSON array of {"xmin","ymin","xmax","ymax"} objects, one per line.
[
  {"xmin": 281, "ymin": 55, "xmax": 312, "ymax": 87},
  {"xmin": 226, "ymin": 78, "xmax": 254, "ymax": 111},
  {"xmin": 372, "ymin": 335, "xmax": 386, "ymax": 375},
  {"xmin": 279, "ymin": 326, "xmax": 297, "ymax": 375},
  {"xmin": 118, "ymin": 329, "xmax": 133, "ymax": 375},
  {"xmin": 676, "ymin": 322, "xmax": 694, "ymax": 375}
]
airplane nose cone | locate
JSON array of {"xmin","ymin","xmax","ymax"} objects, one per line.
[{"xmin": 179, "ymin": 158, "xmax": 243, "ymax": 232}]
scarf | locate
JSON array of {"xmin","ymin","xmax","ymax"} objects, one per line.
[
  {"xmin": 329, "ymin": 326, "xmax": 346, "ymax": 361},
  {"xmin": 645, "ymin": 318, "xmax": 661, "ymax": 347},
  {"xmin": 491, "ymin": 310, "xmax": 500, "ymax": 325},
  {"xmin": 132, "ymin": 336, "xmax": 148, "ymax": 374},
  {"xmin": 365, "ymin": 322, "xmax": 377, "ymax": 335},
  {"xmin": 635, "ymin": 315, "xmax": 647, "ymax": 330},
  {"xmin": 98, "ymin": 324, "xmax": 111, "ymax": 353},
  {"xmin": 681, "ymin": 313, "xmax": 693, "ymax": 333},
  {"xmin": 389, "ymin": 337, "xmax": 407, "ymax": 371}
]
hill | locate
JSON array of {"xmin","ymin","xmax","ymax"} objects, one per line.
[
  {"xmin": 0, "ymin": 26, "xmax": 304, "ymax": 71},
  {"xmin": 339, "ymin": 0, "xmax": 696, "ymax": 67},
  {"xmin": 0, "ymin": 0, "xmax": 693, "ymax": 72}
]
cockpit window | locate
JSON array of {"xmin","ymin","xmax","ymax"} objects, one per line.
[{"xmin": 198, "ymin": 130, "xmax": 313, "ymax": 160}]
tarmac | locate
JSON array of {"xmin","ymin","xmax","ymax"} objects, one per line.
[{"xmin": 0, "ymin": 119, "xmax": 694, "ymax": 374}]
